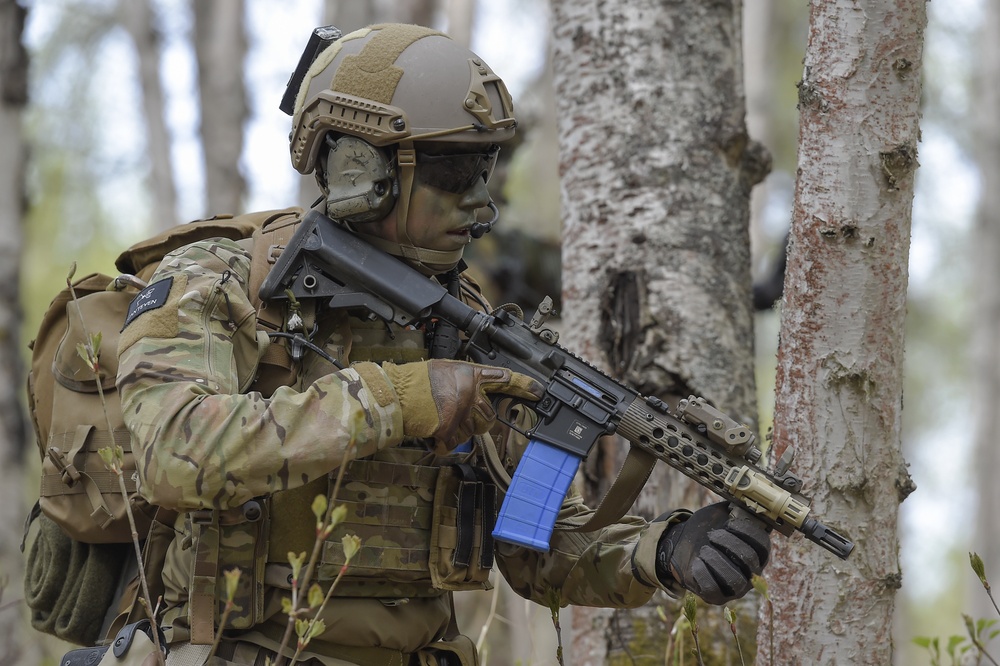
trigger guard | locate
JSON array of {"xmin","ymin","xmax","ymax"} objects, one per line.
[{"xmin": 493, "ymin": 396, "xmax": 532, "ymax": 438}]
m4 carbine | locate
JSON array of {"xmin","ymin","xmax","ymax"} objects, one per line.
[{"xmin": 260, "ymin": 210, "xmax": 854, "ymax": 560}]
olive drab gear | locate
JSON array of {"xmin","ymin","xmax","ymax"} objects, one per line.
[
  {"xmin": 285, "ymin": 23, "xmax": 516, "ymax": 270},
  {"xmin": 22, "ymin": 207, "xmax": 302, "ymax": 646}
]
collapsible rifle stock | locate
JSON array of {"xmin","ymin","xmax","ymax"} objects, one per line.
[{"xmin": 260, "ymin": 210, "xmax": 854, "ymax": 560}]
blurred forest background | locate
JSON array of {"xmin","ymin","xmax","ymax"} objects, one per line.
[{"xmin": 0, "ymin": 0, "xmax": 991, "ymax": 663}]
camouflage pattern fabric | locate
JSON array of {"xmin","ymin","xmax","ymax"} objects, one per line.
[
  {"xmin": 117, "ymin": 238, "xmax": 404, "ymax": 511},
  {"xmin": 117, "ymin": 233, "xmax": 676, "ymax": 657}
]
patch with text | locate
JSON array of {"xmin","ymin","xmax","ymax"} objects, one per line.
[{"xmin": 123, "ymin": 277, "xmax": 173, "ymax": 330}]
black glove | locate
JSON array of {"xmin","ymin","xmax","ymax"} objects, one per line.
[{"xmin": 655, "ymin": 502, "xmax": 771, "ymax": 605}]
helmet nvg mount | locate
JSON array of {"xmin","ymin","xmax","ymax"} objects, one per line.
[{"xmin": 283, "ymin": 23, "xmax": 517, "ymax": 270}]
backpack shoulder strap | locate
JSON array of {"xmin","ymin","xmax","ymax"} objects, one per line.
[
  {"xmin": 247, "ymin": 209, "xmax": 309, "ymax": 391},
  {"xmin": 247, "ymin": 210, "xmax": 305, "ymax": 315}
]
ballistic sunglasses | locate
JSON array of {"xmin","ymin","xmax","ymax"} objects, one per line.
[{"xmin": 415, "ymin": 144, "xmax": 500, "ymax": 194}]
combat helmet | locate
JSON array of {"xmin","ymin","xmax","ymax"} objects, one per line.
[{"xmin": 283, "ymin": 23, "xmax": 517, "ymax": 269}]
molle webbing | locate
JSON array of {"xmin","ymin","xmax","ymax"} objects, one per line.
[
  {"xmin": 264, "ymin": 448, "xmax": 497, "ymax": 599},
  {"xmin": 347, "ymin": 319, "xmax": 428, "ymax": 365},
  {"xmin": 332, "ymin": 24, "xmax": 442, "ymax": 104},
  {"xmin": 269, "ymin": 455, "xmax": 440, "ymax": 581},
  {"xmin": 189, "ymin": 502, "xmax": 270, "ymax": 645}
]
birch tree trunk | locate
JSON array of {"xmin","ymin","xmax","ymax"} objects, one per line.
[
  {"xmin": 119, "ymin": 0, "xmax": 179, "ymax": 232},
  {"xmin": 761, "ymin": 1, "xmax": 924, "ymax": 663},
  {"xmin": 0, "ymin": 0, "xmax": 30, "ymax": 660},
  {"xmin": 972, "ymin": 0, "xmax": 1000, "ymax": 620},
  {"xmin": 194, "ymin": 0, "xmax": 247, "ymax": 217},
  {"xmin": 551, "ymin": 1, "xmax": 768, "ymax": 662}
]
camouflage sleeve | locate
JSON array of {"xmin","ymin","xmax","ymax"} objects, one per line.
[
  {"xmin": 492, "ymin": 427, "xmax": 687, "ymax": 609},
  {"xmin": 116, "ymin": 238, "xmax": 404, "ymax": 511}
]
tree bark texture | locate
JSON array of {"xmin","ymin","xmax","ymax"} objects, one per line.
[
  {"xmin": 194, "ymin": 0, "xmax": 248, "ymax": 217},
  {"xmin": 119, "ymin": 0, "xmax": 179, "ymax": 232},
  {"xmin": 972, "ymin": 0, "xmax": 1000, "ymax": 621},
  {"xmin": 551, "ymin": 0, "xmax": 766, "ymax": 663},
  {"xmin": 761, "ymin": 2, "xmax": 924, "ymax": 664},
  {"xmin": 0, "ymin": 1, "xmax": 30, "ymax": 661}
]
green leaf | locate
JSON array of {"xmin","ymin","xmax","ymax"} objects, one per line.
[
  {"xmin": 308, "ymin": 619, "xmax": 325, "ymax": 640},
  {"xmin": 288, "ymin": 551, "xmax": 307, "ymax": 582},
  {"xmin": 223, "ymin": 567, "xmax": 242, "ymax": 602},
  {"xmin": 98, "ymin": 447, "xmax": 116, "ymax": 469},
  {"xmin": 946, "ymin": 634, "xmax": 965, "ymax": 658},
  {"xmin": 751, "ymin": 574, "xmax": 770, "ymax": 600},
  {"xmin": 682, "ymin": 592, "xmax": 697, "ymax": 626},
  {"xmin": 307, "ymin": 583, "xmax": 324, "ymax": 609},
  {"xmin": 311, "ymin": 494, "xmax": 328, "ymax": 525},
  {"xmin": 342, "ymin": 534, "xmax": 361, "ymax": 562},
  {"xmin": 972, "ymin": 552, "xmax": 990, "ymax": 589},
  {"xmin": 329, "ymin": 504, "xmax": 347, "ymax": 530},
  {"xmin": 75, "ymin": 342, "xmax": 96, "ymax": 370}
]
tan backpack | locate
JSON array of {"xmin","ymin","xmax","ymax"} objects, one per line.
[{"xmin": 23, "ymin": 207, "xmax": 302, "ymax": 646}]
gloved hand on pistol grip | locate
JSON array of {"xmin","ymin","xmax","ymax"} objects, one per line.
[
  {"xmin": 655, "ymin": 502, "xmax": 771, "ymax": 605},
  {"xmin": 383, "ymin": 359, "xmax": 545, "ymax": 454}
]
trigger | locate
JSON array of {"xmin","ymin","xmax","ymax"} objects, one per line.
[{"xmin": 493, "ymin": 397, "xmax": 531, "ymax": 438}]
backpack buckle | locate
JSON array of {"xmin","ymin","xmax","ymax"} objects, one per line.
[{"xmin": 47, "ymin": 446, "xmax": 81, "ymax": 486}]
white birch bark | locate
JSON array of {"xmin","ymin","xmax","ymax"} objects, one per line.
[
  {"xmin": 119, "ymin": 0, "xmax": 179, "ymax": 232},
  {"xmin": 761, "ymin": 1, "xmax": 924, "ymax": 663},
  {"xmin": 194, "ymin": 0, "xmax": 247, "ymax": 217},
  {"xmin": 551, "ymin": 0, "xmax": 766, "ymax": 662}
]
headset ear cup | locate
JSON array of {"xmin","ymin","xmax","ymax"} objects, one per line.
[{"xmin": 322, "ymin": 136, "xmax": 397, "ymax": 223}]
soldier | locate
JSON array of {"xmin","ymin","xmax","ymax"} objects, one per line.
[{"xmin": 115, "ymin": 23, "xmax": 771, "ymax": 665}]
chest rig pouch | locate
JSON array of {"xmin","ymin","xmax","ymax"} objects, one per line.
[
  {"xmin": 187, "ymin": 498, "xmax": 271, "ymax": 644},
  {"xmin": 188, "ymin": 249, "xmax": 500, "ymax": 644},
  {"xmin": 265, "ymin": 445, "xmax": 497, "ymax": 599}
]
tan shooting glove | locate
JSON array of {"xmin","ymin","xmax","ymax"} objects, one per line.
[{"xmin": 383, "ymin": 359, "xmax": 544, "ymax": 453}]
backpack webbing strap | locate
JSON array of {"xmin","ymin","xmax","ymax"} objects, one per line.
[
  {"xmin": 40, "ymin": 470, "xmax": 136, "ymax": 496},
  {"xmin": 189, "ymin": 510, "xmax": 220, "ymax": 645},
  {"xmin": 45, "ymin": 425, "xmax": 135, "ymax": 529}
]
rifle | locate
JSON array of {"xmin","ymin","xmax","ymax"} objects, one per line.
[{"xmin": 259, "ymin": 210, "xmax": 854, "ymax": 560}]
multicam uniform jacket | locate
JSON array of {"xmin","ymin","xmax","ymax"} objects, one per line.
[{"xmin": 116, "ymin": 231, "xmax": 677, "ymax": 662}]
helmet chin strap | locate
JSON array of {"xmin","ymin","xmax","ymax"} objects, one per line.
[{"xmin": 355, "ymin": 141, "xmax": 468, "ymax": 275}]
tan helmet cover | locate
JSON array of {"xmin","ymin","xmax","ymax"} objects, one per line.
[{"xmin": 289, "ymin": 23, "xmax": 517, "ymax": 177}]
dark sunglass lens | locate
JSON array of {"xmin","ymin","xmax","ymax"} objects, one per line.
[{"xmin": 417, "ymin": 149, "xmax": 498, "ymax": 193}]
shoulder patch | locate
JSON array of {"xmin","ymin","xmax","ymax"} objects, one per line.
[{"xmin": 123, "ymin": 277, "xmax": 173, "ymax": 330}]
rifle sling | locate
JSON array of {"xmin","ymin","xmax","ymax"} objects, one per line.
[{"xmin": 570, "ymin": 445, "xmax": 657, "ymax": 534}]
